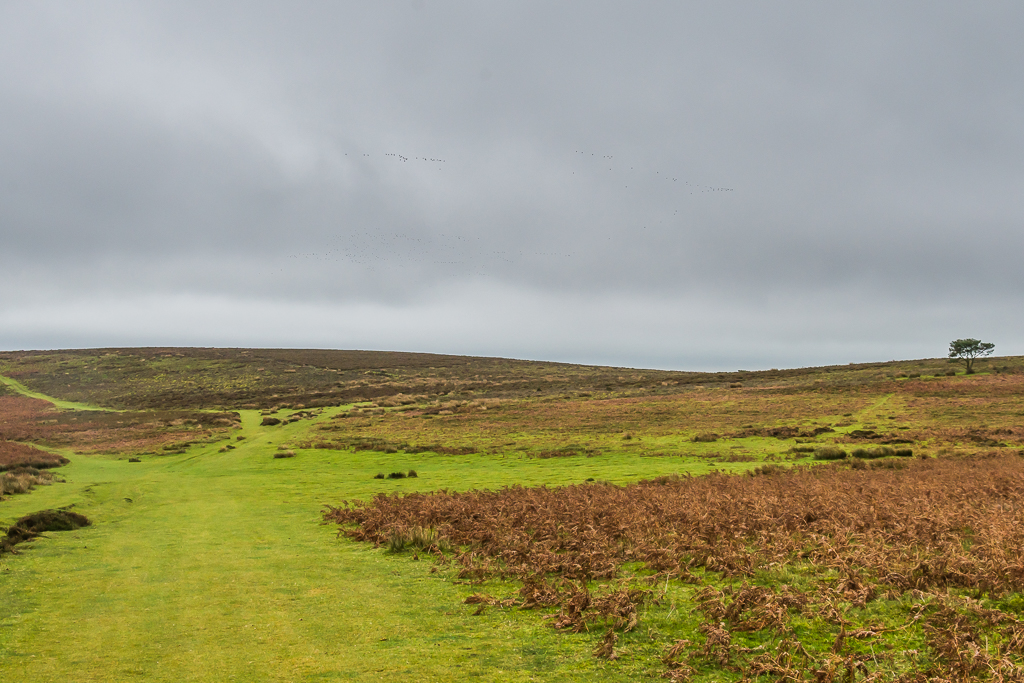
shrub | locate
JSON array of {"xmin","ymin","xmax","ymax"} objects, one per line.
[
  {"xmin": 407, "ymin": 470, "xmax": 418, "ymax": 478},
  {"xmin": 387, "ymin": 471, "xmax": 407, "ymax": 479},
  {"xmin": 373, "ymin": 473, "xmax": 385, "ymax": 479},
  {"xmin": 813, "ymin": 446, "xmax": 847, "ymax": 460}
]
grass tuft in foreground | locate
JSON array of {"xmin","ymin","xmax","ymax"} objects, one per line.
[{"xmin": 1, "ymin": 509, "xmax": 90, "ymax": 555}]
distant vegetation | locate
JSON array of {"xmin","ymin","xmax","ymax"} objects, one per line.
[
  {"xmin": 1, "ymin": 347, "xmax": 1023, "ymax": 681},
  {"xmin": 0, "ymin": 347, "xmax": 998, "ymax": 411}
]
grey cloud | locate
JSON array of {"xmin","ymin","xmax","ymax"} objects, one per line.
[{"xmin": 1, "ymin": 1, "xmax": 1022, "ymax": 366}]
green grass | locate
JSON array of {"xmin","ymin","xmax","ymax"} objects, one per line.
[
  {"xmin": 4, "ymin": 352, "xmax": 1024, "ymax": 680},
  {"xmin": 2, "ymin": 404, "xmax": 764, "ymax": 682}
]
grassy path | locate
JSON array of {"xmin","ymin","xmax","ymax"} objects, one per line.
[
  {"xmin": 0, "ymin": 373, "xmax": 115, "ymax": 412},
  {"xmin": 1, "ymin": 403, "xmax": 698, "ymax": 681}
]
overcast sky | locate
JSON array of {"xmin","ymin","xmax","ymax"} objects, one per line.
[{"xmin": 1, "ymin": 1, "xmax": 1021, "ymax": 370}]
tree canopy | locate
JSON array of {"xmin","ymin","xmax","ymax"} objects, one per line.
[{"xmin": 948, "ymin": 338, "xmax": 995, "ymax": 374}]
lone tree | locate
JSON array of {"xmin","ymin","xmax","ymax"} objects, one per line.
[{"xmin": 948, "ymin": 338, "xmax": 995, "ymax": 374}]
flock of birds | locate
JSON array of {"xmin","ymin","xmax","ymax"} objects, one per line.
[{"xmin": 262, "ymin": 147, "xmax": 735, "ymax": 277}]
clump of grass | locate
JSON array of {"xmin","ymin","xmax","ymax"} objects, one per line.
[
  {"xmin": 813, "ymin": 446, "xmax": 847, "ymax": 461},
  {"xmin": 851, "ymin": 446, "xmax": 896, "ymax": 459},
  {"xmin": 273, "ymin": 450, "xmax": 295, "ymax": 459},
  {"xmin": 719, "ymin": 452, "xmax": 756, "ymax": 462},
  {"xmin": 1, "ymin": 467, "xmax": 57, "ymax": 497},
  {"xmin": 385, "ymin": 526, "xmax": 453, "ymax": 554},
  {"xmin": 387, "ymin": 471, "xmax": 407, "ymax": 479},
  {"xmin": 1, "ymin": 508, "xmax": 91, "ymax": 555},
  {"xmin": 373, "ymin": 472, "xmax": 385, "ymax": 479},
  {"xmin": 407, "ymin": 469, "xmax": 418, "ymax": 478},
  {"xmin": 749, "ymin": 463, "xmax": 785, "ymax": 476},
  {"xmin": 692, "ymin": 432, "xmax": 719, "ymax": 443}
]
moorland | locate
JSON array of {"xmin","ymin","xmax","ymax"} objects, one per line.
[{"xmin": 1, "ymin": 347, "xmax": 1023, "ymax": 681}]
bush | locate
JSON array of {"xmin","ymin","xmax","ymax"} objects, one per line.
[
  {"xmin": 373, "ymin": 473, "xmax": 385, "ymax": 479},
  {"xmin": 407, "ymin": 470, "xmax": 418, "ymax": 478},
  {"xmin": 387, "ymin": 471, "xmax": 407, "ymax": 479}
]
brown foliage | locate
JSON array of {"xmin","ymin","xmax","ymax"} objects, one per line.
[
  {"xmin": 0, "ymin": 395, "xmax": 238, "ymax": 455},
  {"xmin": 326, "ymin": 455, "xmax": 1024, "ymax": 679},
  {"xmin": 0, "ymin": 441, "xmax": 68, "ymax": 471},
  {"xmin": 326, "ymin": 455, "xmax": 1024, "ymax": 596}
]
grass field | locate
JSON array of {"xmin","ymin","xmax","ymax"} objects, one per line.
[{"xmin": 2, "ymin": 349, "xmax": 1024, "ymax": 681}]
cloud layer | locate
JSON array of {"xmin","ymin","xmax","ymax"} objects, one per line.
[{"xmin": 2, "ymin": 2, "xmax": 1022, "ymax": 368}]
